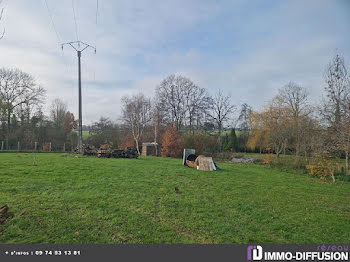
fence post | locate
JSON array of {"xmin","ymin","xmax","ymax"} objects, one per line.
[
  {"xmin": 33, "ymin": 142, "xmax": 37, "ymax": 166},
  {"xmin": 63, "ymin": 143, "xmax": 66, "ymax": 152},
  {"xmin": 18, "ymin": 141, "xmax": 20, "ymax": 152},
  {"xmin": 49, "ymin": 142, "xmax": 52, "ymax": 152},
  {"xmin": 1, "ymin": 141, "xmax": 3, "ymax": 151}
]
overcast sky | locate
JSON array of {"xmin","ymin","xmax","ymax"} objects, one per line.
[{"xmin": 0, "ymin": 0, "xmax": 349, "ymax": 124}]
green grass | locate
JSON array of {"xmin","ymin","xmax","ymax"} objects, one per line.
[
  {"xmin": 73, "ymin": 130, "xmax": 90, "ymax": 140},
  {"xmin": 0, "ymin": 153, "xmax": 349, "ymax": 244},
  {"xmin": 82, "ymin": 130, "xmax": 90, "ymax": 139},
  {"xmin": 209, "ymin": 129, "xmax": 243, "ymax": 136}
]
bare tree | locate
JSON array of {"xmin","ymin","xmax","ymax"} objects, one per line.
[
  {"xmin": 156, "ymin": 75, "xmax": 182, "ymax": 129},
  {"xmin": 322, "ymin": 54, "xmax": 349, "ymax": 124},
  {"xmin": 297, "ymin": 118, "xmax": 323, "ymax": 163},
  {"xmin": 0, "ymin": 68, "xmax": 45, "ymax": 149},
  {"xmin": 207, "ymin": 89, "xmax": 235, "ymax": 151},
  {"xmin": 151, "ymin": 100, "xmax": 166, "ymax": 156},
  {"xmin": 278, "ymin": 82, "xmax": 309, "ymax": 118},
  {"xmin": 156, "ymin": 74, "xmax": 207, "ymax": 130},
  {"xmin": 335, "ymin": 114, "xmax": 350, "ymax": 171},
  {"xmin": 238, "ymin": 103, "xmax": 253, "ymax": 131},
  {"xmin": 121, "ymin": 93, "xmax": 152, "ymax": 155},
  {"xmin": 321, "ymin": 54, "xmax": 350, "ymax": 171},
  {"xmin": 183, "ymin": 83, "xmax": 208, "ymax": 132},
  {"xmin": 326, "ymin": 101, "xmax": 350, "ymax": 172},
  {"xmin": 277, "ymin": 82, "xmax": 310, "ymax": 158},
  {"xmin": 50, "ymin": 98, "xmax": 67, "ymax": 130}
]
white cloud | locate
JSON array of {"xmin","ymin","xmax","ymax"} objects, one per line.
[{"xmin": 0, "ymin": 0, "xmax": 348, "ymax": 124}]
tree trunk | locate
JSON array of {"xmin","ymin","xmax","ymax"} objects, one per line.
[
  {"xmin": 346, "ymin": 151, "xmax": 349, "ymax": 173},
  {"xmin": 6, "ymin": 111, "xmax": 10, "ymax": 150},
  {"xmin": 154, "ymin": 124, "xmax": 158, "ymax": 156},
  {"xmin": 331, "ymin": 171, "xmax": 335, "ymax": 184},
  {"xmin": 295, "ymin": 145, "xmax": 300, "ymax": 158},
  {"xmin": 135, "ymin": 138, "xmax": 140, "ymax": 155},
  {"xmin": 218, "ymin": 123, "xmax": 222, "ymax": 152},
  {"xmin": 276, "ymin": 144, "xmax": 283, "ymax": 158}
]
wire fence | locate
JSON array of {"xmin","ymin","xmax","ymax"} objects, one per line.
[{"xmin": 0, "ymin": 141, "xmax": 77, "ymax": 153}]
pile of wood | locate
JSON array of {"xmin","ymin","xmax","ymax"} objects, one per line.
[
  {"xmin": 0, "ymin": 205, "xmax": 8, "ymax": 216},
  {"xmin": 74, "ymin": 144, "xmax": 138, "ymax": 158},
  {"xmin": 82, "ymin": 144, "xmax": 97, "ymax": 156},
  {"xmin": 96, "ymin": 147, "xmax": 138, "ymax": 158}
]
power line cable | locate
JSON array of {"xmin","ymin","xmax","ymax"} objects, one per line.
[
  {"xmin": 93, "ymin": 0, "xmax": 99, "ymax": 81},
  {"xmin": 44, "ymin": 0, "xmax": 61, "ymax": 44},
  {"xmin": 43, "ymin": 0, "xmax": 69, "ymax": 73},
  {"xmin": 0, "ymin": 0, "xmax": 6, "ymax": 39},
  {"xmin": 95, "ymin": 0, "xmax": 99, "ymax": 25},
  {"xmin": 43, "ymin": 0, "xmax": 75, "ymax": 110},
  {"xmin": 71, "ymin": 0, "xmax": 79, "ymax": 42}
]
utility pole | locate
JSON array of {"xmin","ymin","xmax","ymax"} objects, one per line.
[{"xmin": 62, "ymin": 41, "xmax": 96, "ymax": 154}]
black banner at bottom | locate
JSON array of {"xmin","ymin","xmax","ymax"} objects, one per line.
[{"xmin": 0, "ymin": 244, "xmax": 349, "ymax": 262}]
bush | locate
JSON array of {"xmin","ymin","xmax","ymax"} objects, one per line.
[
  {"xmin": 87, "ymin": 130, "xmax": 120, "ymax": 148},
  {"xmin": 161, "ymin": 126, "xmax": 183, "ymax": 158},
  {"xmin": 335, "ymin": 172, "xmax": 350, "ymax": 182},
  {"xmin": 183, "ymin": 132, "xmax": 219, "ymax": 155},
  {"xmin": 183, "ymin": 133, "xmax": 195, "ymax": 150},
  {"xmin": 43, "ymin": 142, "xmax": 51, "ymax": 152},
  {"xmin": 223, "ymin": 128, "xmax": 238, "ymax": 152},
  {"xmin": 119, "ymin": 134, "xmax": 136, "ymax": 149},
  {"xmin": 306, "ymin": 151, "xmax": 337, "ymax": 183},
  {"xmin": 263, "ymin": 153, "xmax": 276, "ymax": 165},
  {"xmin": 232, "ymin": 153, "xmax": 245, "ymax": 158}
]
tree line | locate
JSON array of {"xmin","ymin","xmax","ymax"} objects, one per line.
[
  {"xmin": 1, "ymin": 53, "xmax": 349, "ymax": 174},
  {"xmin": 120, "ymin": 74, "xmax": 238, "ymax": 155},
  {"xmin": 0, "ymin": 68, "xmax": 77, "ymax": 151},
  {"xmin": 247, "ymin": 54, "xmax": 350, "ymax": 170},
  {"xmin": 120, "ymin": 53, "xmax": 350, "ymax": 172}
]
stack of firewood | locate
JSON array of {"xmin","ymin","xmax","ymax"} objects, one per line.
[
  {"xmin": 97, "ymin": 147, "xmax": 138, "ymax": 158},
  {"xmin": 96, "ymin": 148, "xmax": 112, "ymax": 158},
  {"xmin": 82, "ymin": 144, "xmax": 97, "ymax": 156},
  {"xmin": 74, "ymin": 144, "xmax": 138, "ymax": 158}
]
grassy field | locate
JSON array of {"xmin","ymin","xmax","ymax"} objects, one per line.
[
  {"xmin": 82, "ymin": 130, "xmax": 90, "ymax": 140},
  {"xmin": 0, "ymin": 153, "xmax": 349, "ymax": 244},
  {"xmin": 73, "ymin": 130, "xmax": 90, "ymax": 140}
]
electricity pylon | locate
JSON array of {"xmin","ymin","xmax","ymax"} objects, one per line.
[{"xmin": 62, "ymin": 41, "xmax": 96, "ymax": 154}]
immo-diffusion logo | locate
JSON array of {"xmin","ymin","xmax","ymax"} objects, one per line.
[
  {"xmin": 247, "ymin": 245, "xmax": 263, "ymax": 261},
  {"xmin": 247, "ymin": 245, "xmax": 349, "ymax": 261}
]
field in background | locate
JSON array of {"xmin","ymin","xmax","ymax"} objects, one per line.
[
  {"xmin": 82, "ymin": 131, "xmax": 90, "ymax": 139},
  {"xmin": 214, "ymin": 152, "xmax": 349, "ymax": 180},
  {"xmin": 0, "ymin": 153, "xmax": 349, "ymax": 243}
]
